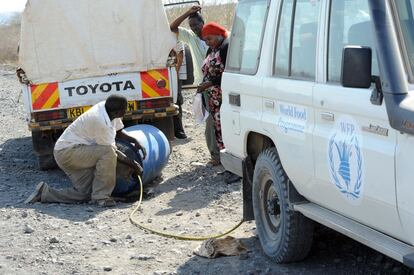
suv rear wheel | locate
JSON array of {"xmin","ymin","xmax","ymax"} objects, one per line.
[{"xmin": 252, "ymin": 148, "xmax": 314, "ymax": 262}]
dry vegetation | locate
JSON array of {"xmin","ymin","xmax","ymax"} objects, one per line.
[
  {"xmin": 165, "ymin": 1, "xmax": 236, "ymax": 31},
  {"xmin": 0, "ymin": 15, "xmax": 20, "ymax": 65},
  {"xmin": 0, "ymin": 2, "xmax": 236, "ymax": 65}
]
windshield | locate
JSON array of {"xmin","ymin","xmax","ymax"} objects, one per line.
[{"xmin": 395, "ymin": 0, "xmax": 414, "ymax": 77}]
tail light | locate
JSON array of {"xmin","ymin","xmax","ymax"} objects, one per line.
[
  {"xmin": 34, "ymin": 110, "xmax": 67, "ymax": 122},
  {"xmin": 138, "ymin": 98, "xmax": 172, "ymax": 109}
]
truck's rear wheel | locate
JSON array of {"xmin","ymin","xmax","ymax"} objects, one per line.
[
  {"xmin": 252, "ymin": 148, "xmax": 314, "ymax": 263},
  {"xmin": 38, "ymin": 154, "xmax": 58, "ymax": 170}
]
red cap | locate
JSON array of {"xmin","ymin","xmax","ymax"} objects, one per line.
[{"xmin": 201, "ymin": 22, "xmax": 228, "ymax": 39}]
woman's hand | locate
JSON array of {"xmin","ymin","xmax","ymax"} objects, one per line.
[{"xmin": 197, "ymin": 81, "xmax": 212, "ymax": 93}]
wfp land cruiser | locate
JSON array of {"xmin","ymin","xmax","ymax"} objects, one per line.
[
  {"xmin": 221, "ymin": 0, "xmax": 414, "ymax": 267},
  {"xmin": 17, "ymin": 0, "xmax": 179, "ymax": 169}
]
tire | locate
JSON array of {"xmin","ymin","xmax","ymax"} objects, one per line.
[
  {"xmin": 252, "ymin": 148, "xmax": 314, "ymax": 263},
  {"xmin": 38, "ymin": 154, "xmax": 58, "ymax": 170}
]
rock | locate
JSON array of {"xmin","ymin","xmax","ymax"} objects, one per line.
[
  {"xmin": 176, "ymin": 211, "xmax": 183, "ymax": 217},
  {"xmin": 195, "ymin": 212, "xmax": 201, "ymax": 217},
  {"xmin": 102, "ymin": 241, "xmax": 111, "ymax": 245},
  {"xmin": 103, "ymin": 267, "xmax": 112, "ymax": 272},
  {"xmin": 110, "ymin": 237, "xmax": 117, "ymax": 243},
  {"xmin": 147, "ymin": 219, "xmax": 153, "ymax": 223},
  {"xmin": 125, "ymin": 235, "xmax": 132, "ymax": 240},
  {"xmin": 21, "ymin": 212, "xmax": 28, "ymax": 218},
  {"xmin": 130, "ymin": 255, "xmax": 155, "ymax": 261},
  {"xmin": 24, "ymin": 224, "xmax": 34, "ymax": 234},
  {"xmin": 49, "ymin": 237, "xmax": 59, "ymax": 244}
]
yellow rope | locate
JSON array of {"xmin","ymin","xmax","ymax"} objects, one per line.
[{"xmin": 129, "ymin": 175, "xmax": 244, "ymax": 241}]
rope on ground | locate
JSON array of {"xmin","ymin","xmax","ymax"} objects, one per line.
[{"xmin": 129, "ymin": 175, "xmax": 244, "ymax": 241}]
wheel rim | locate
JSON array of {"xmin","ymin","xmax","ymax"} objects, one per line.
[{"xmin": 260, "ymin": 173, "xmax": 281, "ymax": 239}]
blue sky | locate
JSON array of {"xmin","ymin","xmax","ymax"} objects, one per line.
[{"xmin": 0, "ymin": 0, "xmax": 27, "ymax": 12}]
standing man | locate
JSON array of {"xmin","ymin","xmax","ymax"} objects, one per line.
[
  {"xmin": 170, "ymin": 6, "xmax": 221, "ymax": 165},
  {"xmin": 25, "ymin": 95, "xmax": 146, "ymax": 207}
]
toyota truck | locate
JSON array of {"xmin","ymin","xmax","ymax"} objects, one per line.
[
  {"xmin": 17, "ymin": 0, "xmax": 179, "ymax": 169},
  {"xmin": 221, "ymin": 0, "xmax": 414, "ymax": 268}
]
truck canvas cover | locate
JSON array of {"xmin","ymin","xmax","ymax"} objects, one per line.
[{"xmin": 19, "ymin": 0, "xmax": 177, "ymax": 84}]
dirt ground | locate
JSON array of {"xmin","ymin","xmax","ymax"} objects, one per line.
[{"xmin": 0, "ymin": 65, "xmax": 412, "ymax": 275}]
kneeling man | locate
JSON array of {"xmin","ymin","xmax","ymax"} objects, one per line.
[{"xmin": 26, "ymin": 95, "xmax": 146, "ymax": 207}]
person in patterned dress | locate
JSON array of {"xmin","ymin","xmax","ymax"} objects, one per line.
[{"xmin": 197, "ymin": 22, "xmax": 229, "ymax": 151}]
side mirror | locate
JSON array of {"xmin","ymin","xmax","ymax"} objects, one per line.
[{"xmin": 341, "ymin": 46, "xmax": 372, "ymax": 88}]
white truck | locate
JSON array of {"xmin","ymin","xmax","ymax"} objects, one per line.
[
  {"xmin": 17, "ymin": 0, "xmax": 179, "ymax": 169},
  {"xmin": 221, "ymin": 0, "xmax": 414, "ymax": 268}
]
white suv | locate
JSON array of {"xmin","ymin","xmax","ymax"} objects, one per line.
[{"xmin": 220, "ymin": 0, "xmax": 414, "ymax": 268}]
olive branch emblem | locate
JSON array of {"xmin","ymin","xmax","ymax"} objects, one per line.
[{"xmin": 328, "ymin": 134, "xmax": 363, "ymax": 199}]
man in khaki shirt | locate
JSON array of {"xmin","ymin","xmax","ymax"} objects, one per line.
[{"xmin": 25, "ymin": 95, "xmax": 146, "ymax": 207}]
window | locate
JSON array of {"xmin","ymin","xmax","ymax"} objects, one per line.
[
  {"xmin": 227, "ymin": 0, "xmax": 270, "ymax": 74},
  {"xmin": 328, "ymin": 0, "xmax": 379, "ymax": 82},
  {"xmin": 274, "ymin": 0, "xmax": 320, "ymax": 80},
  {"xmin": 395, "ymin": 0, "xmax": 414, "ymax": 79}
]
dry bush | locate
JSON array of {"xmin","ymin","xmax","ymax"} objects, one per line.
[
  {"xmin": 165, "ymin": 1, "xmax": 237, "ymax": 31},
  {"xmin": 0, "ymin": 16, "xmax": 21, "ymax": 65}
]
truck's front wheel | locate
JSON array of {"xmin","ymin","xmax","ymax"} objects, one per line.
[{"xmin": 252, "ymin": 148, "xmax": 314, "ymax": 263}]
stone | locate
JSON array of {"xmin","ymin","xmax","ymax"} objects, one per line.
[
  {"xmin": 21, "ymin": 212, "xmax": 28, "ymax": 218},
  {"xmin": 147, "ymin": 219, "xmax": 153, "ymax": 223},
  {"xmin": 130, "ymin": 255, "xmax": 155, "ymax": 261},
  {"xmin": 126, "ymin": 235, "xmax": 132, "ymax": 240},
  {"xmin": 24, "ymin": 224, "xmax": 34, "ymax": 234},
  {"xmin": 110, "ymin": 237, "xmax": 117, "ymax": 243},
  {"xmin": 49, "ymin": 237, "xmax": 59, "ymax": 244},
  {"xmin": 103, "ymin": 267, "xmax": 112, "ymax": 272},
  {"xmin": 195, "ymin": 212, "xmax": 201, "ymax": 217},
  {"xmin": 176, "ymin": 211, "xmax": 183, "ymax": 217}
]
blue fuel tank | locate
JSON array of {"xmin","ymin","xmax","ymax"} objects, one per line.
[
  {"xmin": 124, "ymin": 124, "xmax": 171, "ymax": 185},
  {"xmin": 112, "ymin": 124, "xmax": 170, "ymax": 196}
]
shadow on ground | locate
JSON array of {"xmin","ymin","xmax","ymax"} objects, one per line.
[
  {"xmin": 0, "ymin": 137, "xmax": 131, "ymax": 221},
  {"xmin": 176, "ymin": 227, "xmax": 412, "ymax": 275}
]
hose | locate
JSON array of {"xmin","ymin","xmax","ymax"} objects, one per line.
[{"xmin": 129, "ymin": 175, "xmax": 245, "ymax": 241}]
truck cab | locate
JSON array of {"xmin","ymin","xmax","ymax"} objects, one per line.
[
  {"xmin": 221, "ymin": 0, "xmax": 414, "ymax": 267},
  {"xmin": 18, "ymin": 0, "xmax": 179, "ymax": 169}
]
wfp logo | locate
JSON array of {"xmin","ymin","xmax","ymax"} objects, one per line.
[{"xmin": 328, "ymin": 118, "xmax": 363, "ymax": 201}]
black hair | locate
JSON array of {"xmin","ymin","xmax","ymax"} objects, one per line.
[
  {"xmin": 188, "ymin": 13, "xmax": 204, "ymax": 24},
  {"xmin": 105, "ymin": 94, "xmax": 127, "ymax": 114}
]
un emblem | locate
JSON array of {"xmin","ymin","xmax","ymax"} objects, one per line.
[{"xmin": 328, "ymin": 116, "xmax": 364, "ymax": 202}]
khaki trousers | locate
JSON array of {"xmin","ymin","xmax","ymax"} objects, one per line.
[
  {"xmin": 205, "ymin": 115, "xmax": 220, "ymax": 161},
  {"xmin": 41, "ymin": 145, "xmax": 117, "ymax": 203}
]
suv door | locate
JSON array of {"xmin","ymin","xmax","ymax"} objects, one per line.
[
  {"xmin": 262, "ymin": 0, "xmax": 321, "ymax": 191},
  {"xmin": 312, "ymin": 0, "xmax": 406, "ymax": 241},
  {"xmin": 221, "ymin": 0, "xmax": 270, "ymax": 160}
]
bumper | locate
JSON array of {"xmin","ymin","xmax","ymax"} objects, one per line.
[{"xmin": 29, "ymin": 105, "xmax": 179, "ymax": 131}]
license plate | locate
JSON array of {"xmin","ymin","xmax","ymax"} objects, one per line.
[
  {"xmin": 68, "ymin": 101, "xmax": 137, "ymax": 119},
  {"xmin": 127, "ymin": 101, "xmax": 137, "ymax": 112},
  {"xmin": 67, "ymin": 106, "xmax": 91, "ymax": 119}
]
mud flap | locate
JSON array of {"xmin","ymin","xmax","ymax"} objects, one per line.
[{"xmin": 242, "ymin": 157, "xmax": 255, "ymax": 221}]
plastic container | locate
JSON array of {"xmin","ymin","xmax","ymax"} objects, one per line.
[{"xmin": 112, "ymin": 124, "xmax": 170, "ymax": 195}]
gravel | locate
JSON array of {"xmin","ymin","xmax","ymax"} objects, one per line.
[{"xmin": 0, "ymin": 66, "xmax": 412, "ymax": 274}]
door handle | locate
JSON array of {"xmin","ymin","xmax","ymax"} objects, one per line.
[
  {"xmin": 264, "ymin": 100, "xmax": 274, "ymax": 109},
  {"xmin": 229, "ymin": 93, "xmax": 241, "ymax": 107},
  {"xmin": 321, "ymin": 112, "xmax": 334, "ymax": 121}
]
